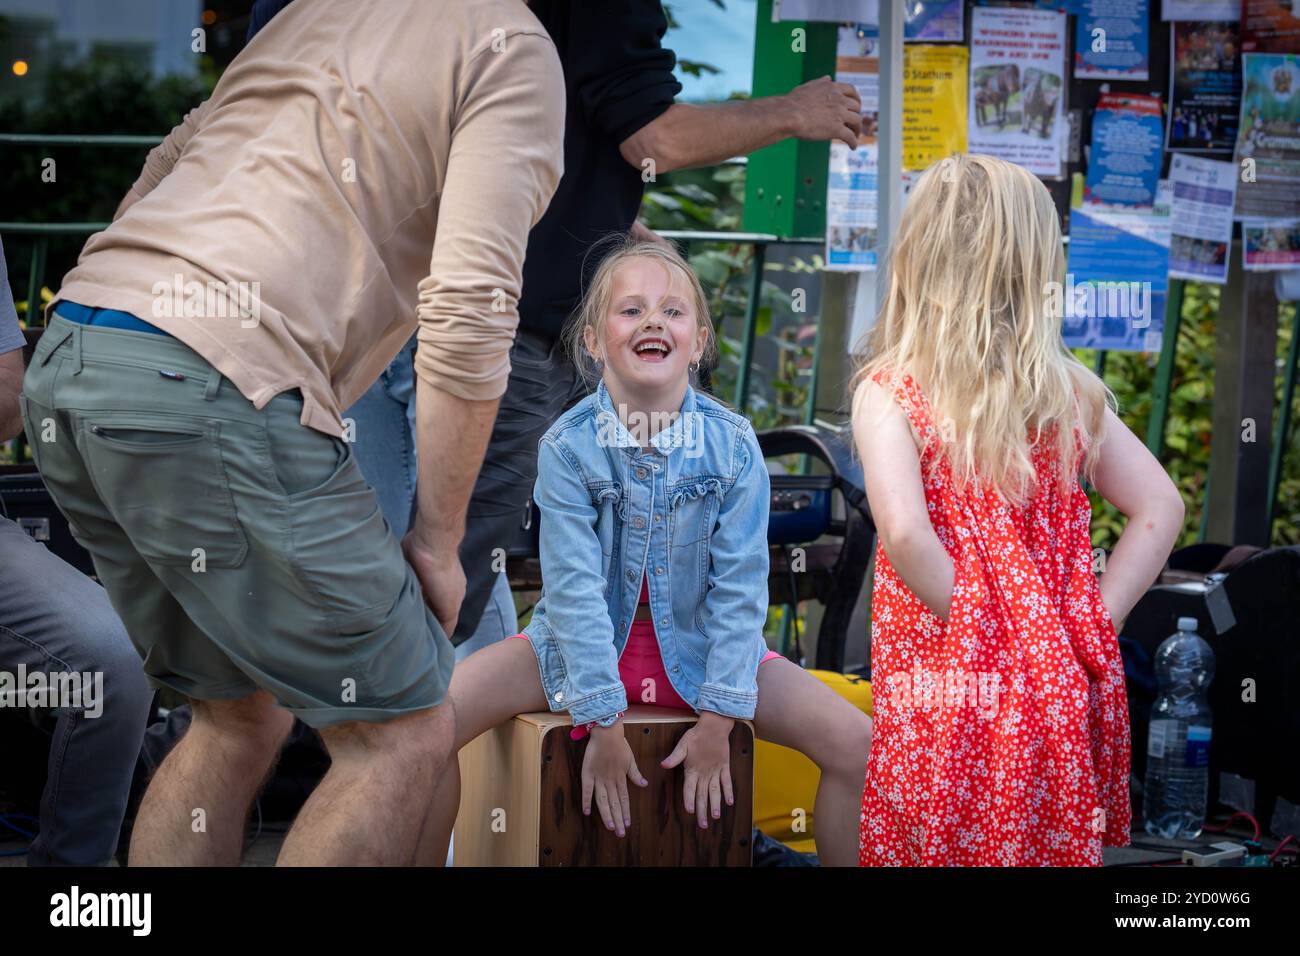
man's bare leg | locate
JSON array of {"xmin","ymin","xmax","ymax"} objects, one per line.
[
  {"xmin": 129, "ymin": 691, "xmax": 294, "ymax": 866},
  {"xmin": 276, "ymin": 701, "xmax": 454, "ymax": 866},
  {"xmin": 417, "ymin": 638, "xmax": 549, "ymax": 866}
]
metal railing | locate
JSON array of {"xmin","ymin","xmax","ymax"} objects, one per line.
[{"xmin": 5, "ymin": 135, "xmax": 1299, "ymax": 543}]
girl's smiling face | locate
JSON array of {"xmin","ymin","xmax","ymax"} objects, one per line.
[{"xmin": 585, "ymin": 257, "xmax": 708, "ymax": 397}]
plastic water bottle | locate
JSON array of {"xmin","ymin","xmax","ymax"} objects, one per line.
[{"xmin": 1143, "ymin": 617, "xmax": 1215, "ymax": 839}]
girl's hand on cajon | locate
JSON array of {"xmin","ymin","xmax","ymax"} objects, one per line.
[
  {"xmin": 661, "ymin": 713, "xmax": 735, "ymax": 829},
  {"xmin": 581, "ymin": 723, "xmax": 647, "ymax": 837}
]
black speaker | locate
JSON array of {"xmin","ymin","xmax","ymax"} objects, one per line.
[
  {"xmin": 0, "ymin": 466, "xmax": 95, "ymax": 576},
  {"xmin": 1122, "ymin": 546, "xmax": 1300, "ymax": 830}
]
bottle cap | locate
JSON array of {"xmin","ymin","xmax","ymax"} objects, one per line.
[{"xmin": 1178, "ymin": 616, "xmax": 1199, "ymax": 632}]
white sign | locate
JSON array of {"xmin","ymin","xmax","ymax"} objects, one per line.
[
  {"xmin": 968, "ymin": 7, "xmax": 1068, "ymax": 178},
  {"xmin": 1168, "ymin": 154, "xmax": 1239, "ymax": 284}
]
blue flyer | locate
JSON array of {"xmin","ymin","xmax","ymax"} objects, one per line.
[
  {"xmin": 1084, "ymin": 93, "xmax": 1165, "ymax": 208},
  {"xmin": 1063, "ymin": 181, "xmax": 1172, "ymax": 352},
  {"xmin": 1075, "ymin": 0, "xmax": 1150, "ymax": 80}
]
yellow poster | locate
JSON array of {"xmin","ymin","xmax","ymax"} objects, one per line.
[{"xmin": 903, "ymin": 44, "xmax": 968, "ymax": 171}]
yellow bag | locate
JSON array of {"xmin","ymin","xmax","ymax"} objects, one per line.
[{"xmin": 753, "ymin": 669, "xmax": 873, "ymax": 854}]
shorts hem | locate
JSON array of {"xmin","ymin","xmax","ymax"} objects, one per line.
[
  {"xmin": 288, "ymin": 695, "xmax": 447, "ymax": 729},
  {"xmin": 144, "ymin": 673, "xmax": 258, "ymax": 701}
]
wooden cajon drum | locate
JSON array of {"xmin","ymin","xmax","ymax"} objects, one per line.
[{"xmin": 454, "ymin": 705, "xmax": 754, "ymax": 866}]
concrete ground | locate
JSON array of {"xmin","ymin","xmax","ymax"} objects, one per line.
[{"xmin": 0, "ymin": 827, "xmax": 1269, "ymax": 867}]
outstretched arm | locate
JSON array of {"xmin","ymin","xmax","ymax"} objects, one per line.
[{"xmin": 619, "ymin": 76, "xmax": 863, "ymax": 174}]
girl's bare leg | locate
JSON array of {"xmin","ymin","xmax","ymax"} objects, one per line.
[{"xmin": 751, "ymin": 659, "xmax": 873, "ymax": 867}]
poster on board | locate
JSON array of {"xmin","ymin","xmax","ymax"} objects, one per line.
[
  {"xmin": 1162, "ymin": 0, "xmax": 1239, "ymax": 21},
  {"xmin": 1168, "ymin": 20, "xmax": 1242, "ymax": 152},
  {"xmin": 1243, "ymin": 218, "xmax": 1300, "ymax": 269},
  {"xmin": 1234, "ymin": 52, "xmax": 1300, "ymax": 218},
  {"xmin": 1084, "ymin": 93, "xmax": 1164, "ymax": 208},
  {"xmin": 968, "ymin": 6, "xmax": 1068, "ymax": 177},
  {"xmin": 903, "ymin": 44, "xmax": 969, "ymax": 170},
  {"xmin": 826, "ymin": 26, "xmax": 880, "ymax": 271},
  {"xmin": 1075, "ymin": 0, "xmax": 1150, "ymax": 80},
  {"xmin": 1064, "ymin": 181, "xmax": 1171, "ymax": 352},
  {"xmin": 1168, "ymin": 153, "xmax": 1238, "ymax": 283},
  {"xmin": 905, "ymin": 0, "xmax": 964, "ymax": 42},
  {"xmin": 1241, "ymin": 1, "xmax": 1300, "ymax": 53}
]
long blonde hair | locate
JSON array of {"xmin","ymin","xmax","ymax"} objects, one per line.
[
  {"xmin": 851, "ymin": 153, "xmax": 1114, "ymax": 506},
  {"xmin": 565, "ymin": 236, "xmax": 719, "ymax": 387}
]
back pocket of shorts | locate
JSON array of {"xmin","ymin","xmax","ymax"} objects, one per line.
[{"xmin": 82, "ymin": 418, "xmax": 248, "ymax": 568}]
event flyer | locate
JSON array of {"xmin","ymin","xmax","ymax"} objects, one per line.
[
  {"xmin": 1084, "ymin": 92, "xmax": 1164, "ymax": 207},
  {"xmin": 1064, "ymin": 181, "xmax": 1172, "ymax": 351},
  {"xmin": 968, "ymin": 6, "xmax": 1068, "ymax": 177},
  {"xmin": 902, "ymin": 44, "xmax": 969, "ymax": 170},
  {"xmin": 1075, "ymin": 0, "xmax": 1150, "ymax": 80},
  {"xmin": 1168, "ymin": 153, "xmax": 1238, "ymax": 283},
  {"xmin": 1168, "ymin": 20, "xmax": 1242, "ymax": 152},
  {"xmin": 1243, "ymin": 218, "xmax": 1300, "ymax": 268},
  {"xmin": 1161, "ymin": 0, "xmax": 1239, "ymax": 20},
  {"xmin": 905, "ymin": 0, "xmax": 964, "ymax": 42},
  {"xmin": 1234, "ymin": 52, "xmax": 1300, "ymax": 218},
  {"xmin": 1241, "ymin": 1, "xmax": 1300, "ymax": 53},
  {"xmin": 826, "ymin": 26, "xmax": 880, "ymax": 271}
]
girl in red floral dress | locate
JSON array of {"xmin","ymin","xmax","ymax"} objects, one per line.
[{"xmin": 850, "ymin": 154, "xmax": 1185, "ymax": 866}]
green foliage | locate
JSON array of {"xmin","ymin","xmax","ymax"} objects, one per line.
[
  {"xmin": 1, "ymin": 56, "xmax": 211, "ymax": 311},
  {"xmin": 1079, "ymin": 284, "xmax": 1299, "ymax": 550},
  {"xmin": 640, "ymin": 162, "xmax": 818, "ymax": 434}
]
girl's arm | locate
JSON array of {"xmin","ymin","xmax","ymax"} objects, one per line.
[
  {"xmin": 695, "ymin": 424, "xmax": 771, "ymax": 720},
  {"xmin": 532, "ymin": 436, "xmax": 627, "ymax": 726},
  {"xmin": 852, "ymin": 380, "xmax": 955, "ymax": 619},
  {"xmin": 1089, "ymin": 405, "xmax": 1186, "ymax": 629}
]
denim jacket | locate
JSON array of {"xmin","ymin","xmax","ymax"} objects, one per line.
[{"xmin": 522, "ymin": 379, "xmax": 771, "ymax": 726}]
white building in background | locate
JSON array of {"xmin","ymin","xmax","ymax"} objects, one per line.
[{"xmin": 0, "ymin": 0, "xmax": 203, "ymax": 97}]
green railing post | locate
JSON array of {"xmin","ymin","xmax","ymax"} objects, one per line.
[
  {"xmin": 1094, "ymin": 349, "xmax": 1108, "ymax": 378},
  {"xmin": 804, "ymin": 310, "xmax": 823, "ymax": 427},
  {"xmin": 1267, "ymin": 306, "xmax": 1300, "ymax": 537},
  {"xmin": 734, "ymin": 242, "xmax": 767, "ymax": 413},
  {"xmin": 742, "ymin": 0, "xmax": 836, "ymax": 238},
  {"xmin": 1146, "ymin": 280, "xmax": 1185, "ymax": 458},
  {"xmin": 25, "ymin": 237, "xmax": 48, "ymax": 326}
]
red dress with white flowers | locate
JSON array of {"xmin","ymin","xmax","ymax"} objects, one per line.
[{"xmin": 858, "ymin": 371, "xmax": 1131, "ymax": 866}]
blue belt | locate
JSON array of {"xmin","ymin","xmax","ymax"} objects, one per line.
[{"xmin": 53, "ymin": 301, "xmax": 172, "ymax": 337}]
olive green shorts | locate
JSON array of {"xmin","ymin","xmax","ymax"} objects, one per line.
[{"xmin": 20, "ymin": 314, "xmax": 454, "ymax": 727}]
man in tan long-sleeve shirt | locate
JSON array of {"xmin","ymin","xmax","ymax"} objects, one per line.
[{"xmin": 22, "ymin": 0, "xmax": 564, "ymax": 866}]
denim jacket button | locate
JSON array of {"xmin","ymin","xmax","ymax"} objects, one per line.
[
  {"xmin": 626, "ymin": 568, "xmax": 635, "ymax": 580},
  {"xmin": 554, "ymin": 692, "xmax": 564, "ymax": 703},
  {"xmin": 655, "ymin": 566, "xmax": 664, "ymax": 574},
  {"xmin": 654, "ymin": 514, "xmax": 662, "ymax": 523},
  {"xmin": 635, "ymin": 467, "xmax": 648, "ymax": 480},
  {"xmin": 660, "ymin": 618, "xmax": 668, "ymax": 627},
  {"xmin": 632, "ymin": 516, "xmax": 646, "ymax": 529}
]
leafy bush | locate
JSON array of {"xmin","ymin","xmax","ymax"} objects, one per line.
[{"xmin": 1079, "ymin": 284, "xmax": 1299, "ymax": 550}]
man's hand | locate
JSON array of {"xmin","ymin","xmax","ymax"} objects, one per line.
[
  {"xmin": 784, "ymin": 76, "xmax": 862, "ymax": 149},
  {"xmin": 401, "ymin": 525, "xmax": 466, "ymax": 638},
  {"xmin": 661, "ymin": 711, "xmax": 735, "ymax": 829},
  {"xmin": 629, "ymin": 219, "xmax": 671, "ymax": 249}
]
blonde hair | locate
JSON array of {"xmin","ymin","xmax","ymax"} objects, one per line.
[
  {"xmin": 566, "ymin": 237, "xmax": 719, "ymax": 386},
  {"xmin": 850, "ymin": 153, "xmax": 1114, "ymax": 506}
]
